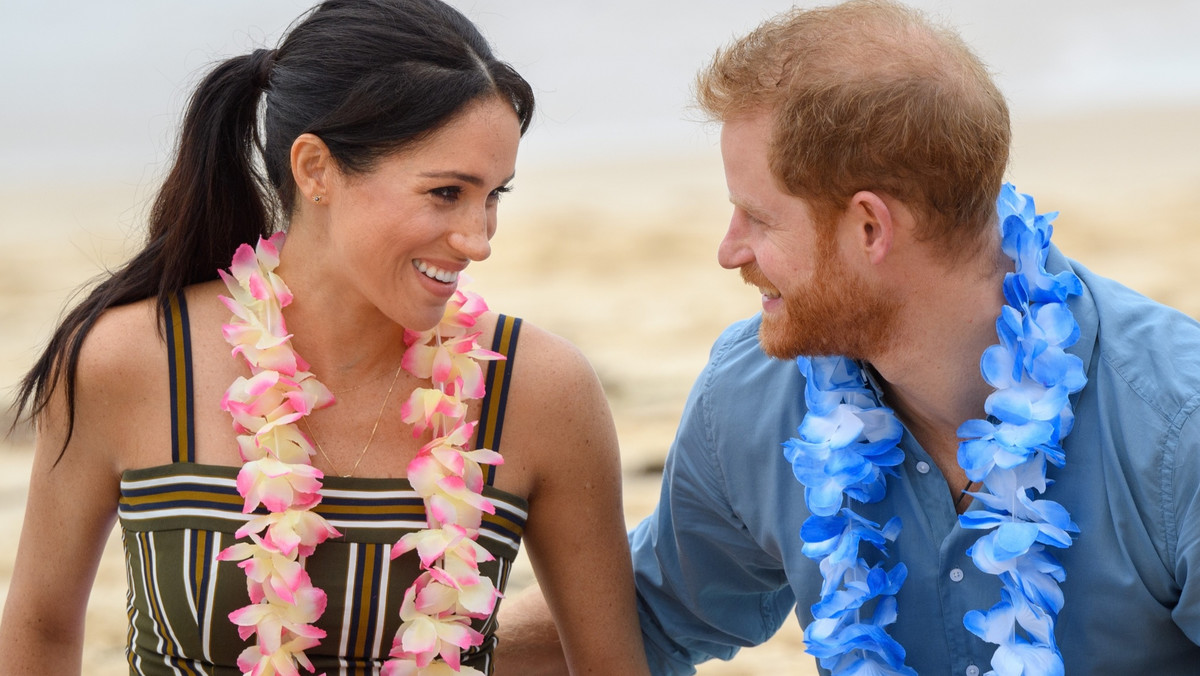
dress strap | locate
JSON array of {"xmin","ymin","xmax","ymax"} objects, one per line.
[
  {"xmin": 163, "ymin": 291, "xmax": 195, "ymax": 464},
  {"xmin": 476, "ymin": 314, "xmax": 522, "ymax": 486}
]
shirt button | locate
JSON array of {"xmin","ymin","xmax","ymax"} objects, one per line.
[
  {"xmin": 916, "ymin": 461, "xmax": 930, "ymax": 474},
  {"xmin": 949, "ymin": 568, "xmax": 965, "ymax": 582},
  {"xmin": 966, "ymin": 665, "xmax": 980, "ymax": 676}
]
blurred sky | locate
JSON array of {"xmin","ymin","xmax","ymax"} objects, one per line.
[{"xmin": 3, "ymin": 0, "xmax": 1199, "ymax": 185}]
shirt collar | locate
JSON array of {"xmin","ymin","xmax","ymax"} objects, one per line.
[{"xmin": 1046, "ymin": 243, "xmax": 1099, "ymax": 377}]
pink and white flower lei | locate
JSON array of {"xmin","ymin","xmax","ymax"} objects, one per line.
[
  {"xmin": 216, "ymin": 233, "xmax": 505, "ymax": 676},
  {"xmin": 386, "ymin": 275, "xmax": 505, "ymax": 676}
]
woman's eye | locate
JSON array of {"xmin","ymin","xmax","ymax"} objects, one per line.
[
  {"xmin": 488, "ymin": 185, "xmax": 513, "ymax": 202},
  {"xmin": 431, "ymin": 186, "xmax": 461, "ymax": 202}
]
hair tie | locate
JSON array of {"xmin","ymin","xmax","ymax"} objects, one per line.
[{"xmin": 249, "ymin": 48, "xmax": 277, "ymax": 90}]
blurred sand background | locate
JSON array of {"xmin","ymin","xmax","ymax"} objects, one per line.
[{"xmin": 3, "ymin": 1, "xmax": 1199, "ymax": 674}]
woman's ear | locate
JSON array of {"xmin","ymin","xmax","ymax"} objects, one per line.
[
  {"xmin": 290, "ymin": 133, "xmax": 332, "ymax": 205},
  {"xmin": 845, "ymin": 190, "xmax": 894, "ymax": 265}
]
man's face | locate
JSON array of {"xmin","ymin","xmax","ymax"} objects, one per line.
[{"xmin": 717, "ymin": 113, "xmax": 897, "ymax": 360}]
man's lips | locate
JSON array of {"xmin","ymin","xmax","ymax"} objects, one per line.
[{"xmin": 740, "ymin": 264, "xmax": 781, "ymax": 299}]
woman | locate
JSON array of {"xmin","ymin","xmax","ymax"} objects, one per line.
[{"xmin": 0, "ymin": 1, "xmax": 650, "ymax": 674}]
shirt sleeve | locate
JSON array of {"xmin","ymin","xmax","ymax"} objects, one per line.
[
  {"xmin": 629, "ymin": 326, "xmax": 796, "ymax": 675},
  {"xmin": 1171, "ymin": 399, "xmax": 1200, "ymax": 644}
]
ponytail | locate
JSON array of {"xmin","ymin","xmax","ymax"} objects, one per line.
[{"xmin": 13, "ymin": 49, "xmax": 278, "ymax": 457}]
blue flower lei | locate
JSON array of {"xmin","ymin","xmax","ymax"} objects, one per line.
[{"xmin": 784, "ymin": 184, "xmax": 1086, "ymax": 676}]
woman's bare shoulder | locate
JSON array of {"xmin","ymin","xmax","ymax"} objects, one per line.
[
  {"xmin": 489, "ymin": 315, "xmax": 618, "ymax": 479},
  {"xmin": 501, "ymin": 317, "xmax": 602, "ymax": 398},
  {"xmin": 29, "ymin": 295, "xmax": 168, "ymax": 470},
  {"xmin": 77, "ymin": 296, "xmax": 166, "ymax": 386}
]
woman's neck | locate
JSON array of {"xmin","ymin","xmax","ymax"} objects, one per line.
[{"xmin": 274, "ymin": 228, "xmax": 408, "ymax": 384}]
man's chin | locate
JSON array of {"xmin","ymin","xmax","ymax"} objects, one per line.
[
  {"xmin": 757, "ymin": 315, "xmax": 858, "ymax": 361},
  {"xmin": 757, "ymin": 317, "xmax": 811, "ymax": 360},
  {"xmin": 758, "ymin": 337, "xmax": 845, "ymax": 361}
]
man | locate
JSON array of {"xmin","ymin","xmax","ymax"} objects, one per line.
[{"xmin": 498, "ymin": 1, "xmax": 1200, "ymax": 674}]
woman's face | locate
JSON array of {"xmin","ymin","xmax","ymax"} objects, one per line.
[{"xmin": 321, "ymin": 96, "xmax": 521, "ymax": 331}]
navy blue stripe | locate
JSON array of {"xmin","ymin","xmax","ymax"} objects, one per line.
[
  {"xmin": 122, "ymin": 503, "xmax": 523, "ymax": 539},
  {"xmin": 121, "ymin": 482, "xmax": 242, "ymax": 499},
  {"xmin": 120, "ymin": 499, "xmax": 250, "ymax": 514},
  {"xmin": 321, "ymin": 512, "xmax": 427, "ymax": 524},
  {"xmin": 164, "ymin": 292, "xmax": 195, "ymax": 464},
  {"xmin": 123, "ymin": 485, "xmax": 523, "ymax": 517},
  {"xmin": 318, "ymin": 495, "xmax": 425, "ymax": 508},
  {"xmin": 178, "ymin": 292, "xmax": 195, "ymax": 465},
  {"xmin": 363, "ymin": 544, "xmax": 383, "ymax": 660},
  {"xmin": 193, "ymin": 530, "xmax": 213, "ymax": 639},
  {"xmin": 165, "ymin": 296, "xmax": 182, "ymax": 464},
  {"xmin": 486, "ymin": 522, "xmax": 523, "ymax": 543},
  {"xmin": 476, "ymin": 322, "xmax": 502, "ymax": 456},
  {"xmin": 479, "ymin": 315, "xmax": 521, "ymax": 485},
  {"xmin": 345, "ymin": 545, "xmax": 365, "ymax": 661},
  {"xmin": 489, "ymin": 316, "xmax": 521, "ymax": 459},
  {"xmin": 493, "ymin": 505, "xmax": 526, "ymax": 522},
  {"xmin": 122, "ymin": 488, "xmax": 525, "ymax": 522}
]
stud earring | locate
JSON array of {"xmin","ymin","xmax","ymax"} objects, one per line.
[{"xmin": 312, "ymin": 195, "xmax": 323, "ymax": 203}]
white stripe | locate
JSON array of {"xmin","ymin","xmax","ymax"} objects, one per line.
[
  {"xmin": 477, "ymin": 558, "xmax": 509, "ymax": 675},
  {"xmin": 121, "ymin": 511, "xmax": 521, "ymax": 550},
  {"xmin": 482, "ymin": 557, "xmax": 511, "ymax": 636},
  {"xmin": 122, "ymin": 476, "xmax": 529, "ymax": 520},
  {"xmin": 488, "ymin": 498, "xmax": 529, "ymax": 521},
  {"xmin": 143, "ymin": 533, "xmax": 187, "ymax": 676},
  {"xmin": 181, "ymin": 532, "xmax": 199, "ymax": 625},
  {"xmin": 120, "ymin": 506, "xmax": 254, "ymax": 524},
  {"xmin": 339, "ymin": 543, "xmax": 357, "ymax": 661},
  {"xmin": 122, "ymin": 531, "xmax": 143, "ymax": 674},
  {"xmin": 119, "ymin": 487, "xmax": 523, "ymax": 513},
  {"xmin": 374, "ymin": 545, "xmax": 392, "ymax": 661},
  {"xmin": 321, "ymin": 487, "xmax": 419, "ymax": 500},
  {"xmin": 121, "ymin": 474, "xmax": 235, "ymax": 490},
  {"xmin": 178, "ymin": 530, "xmax": 213, "ymax": 673},
  {"xmin": 201, "ymin": 531, "xmax": 222, "ymax": 663}
]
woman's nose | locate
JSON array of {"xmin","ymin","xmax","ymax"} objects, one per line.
[{"xmin": 449, "ymin": 212, "xmax": 492, "ymax": 261}]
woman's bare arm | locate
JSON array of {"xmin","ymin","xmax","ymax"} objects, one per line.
[
  {"xmin": 495, "ymin": 325, "xmax": 649, "ymax": 676},
  {"xmin": 495, "ymin": 583, "xmax": 570, "ymax": 676},
  {"xmin": 0, "ymin": 304, "xmax": 156, "ymax": 675}
]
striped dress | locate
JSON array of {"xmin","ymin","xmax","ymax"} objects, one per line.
[{"xmin": 117, "ymin": 294, "xmax": 528, "ymax": 675}]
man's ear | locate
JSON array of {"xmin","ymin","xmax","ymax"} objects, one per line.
[
  {"xmin": 844, "ymin": 190, "xmax": 894, "ymax": 265},
  {"xmin": 290, "ymin": 133, "xmax": 332, "ymax": 205}
]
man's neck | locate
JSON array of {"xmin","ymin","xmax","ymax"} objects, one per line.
[{"xmin": 869, "ymin": 247, "xmax": 1010, "ymax": 464}]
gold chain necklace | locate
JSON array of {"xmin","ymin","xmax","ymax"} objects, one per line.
[
  {"xmin": 320, "ymin": 360, "xmax": 398, "ymax": 395},
  {"xmin": 301, "ymin": 361, "xmax": 403, "ymax": 477}
]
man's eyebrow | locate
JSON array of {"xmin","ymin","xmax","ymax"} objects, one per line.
[{"xmin": 729, "ymin": 193, "xmax": 769, "ymax": 219}]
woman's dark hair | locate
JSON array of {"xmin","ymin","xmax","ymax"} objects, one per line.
[{"xmin": 13, "ymin": 0, "xmax": 535, "ymax": 456}]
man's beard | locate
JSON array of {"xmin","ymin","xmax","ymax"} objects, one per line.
[{"xmin": 742, "ymin": 244, "xmax": 899, "ymax": 361}]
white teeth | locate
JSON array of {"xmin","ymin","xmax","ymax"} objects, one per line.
[{"xmin": 415, "ymin": 260, "xmax": 459, "ymax": 284}]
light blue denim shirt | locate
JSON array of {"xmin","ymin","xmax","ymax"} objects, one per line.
[{"xmin": 630, "ymin": 247, "xmax": 1200, "ymax": 675}]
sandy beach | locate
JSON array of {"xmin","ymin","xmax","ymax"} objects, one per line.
[{"xmin": 2, "ymin": 105, "xmax": 1199, "ymax": 674}]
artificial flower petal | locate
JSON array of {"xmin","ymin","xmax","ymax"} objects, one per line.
[
  {"xmin": 792, "ymin": 184, "xmax": 1084, "ymax": 676},
  {"xmin": 223, "ymin": 235, "xmax": 504, "ymax": 674}
]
